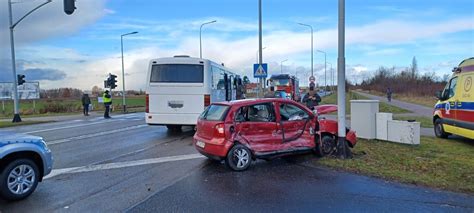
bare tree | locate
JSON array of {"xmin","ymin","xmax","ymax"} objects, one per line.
[{"xmin": 91, "ymin": 86, "xmax": 103, "ymax": 97}]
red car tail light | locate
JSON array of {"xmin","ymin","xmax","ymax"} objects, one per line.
[
  {"xmin": 214, "ymin": 123, "xmax": 225, "ymax": 138},
  {"xmin": 204, "ymin": 94, "xmax": 211, "ymax": 107},
  {"xmin": 146, "ymin": 94, "xmax": 149, "ymax": 113}
]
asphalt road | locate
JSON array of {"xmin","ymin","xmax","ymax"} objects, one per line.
[{"xmin": 1, "ymin": 112, "xmax": 473, "ymax": 212}]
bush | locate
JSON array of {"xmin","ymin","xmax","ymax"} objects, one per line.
[
  {"xmin": 40, "ymin": 102, "xmax": 81, "ymax": 113},
  {"xmin": 357, "ymin": 66, "xmax": 445, "ymax": 96}
]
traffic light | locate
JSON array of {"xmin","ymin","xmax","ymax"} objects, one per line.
[
  {"xmin": 64, "ymin": 0, "xmax": 76, "ymax": 15},
  {"xmin": 17, "ymin": 74, "xmax": 25, "ymax": 86},
  {"xmin": 108, "ymin": 74, "xmax": 118, "ymax": 89}
]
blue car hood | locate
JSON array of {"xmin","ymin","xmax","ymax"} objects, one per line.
[{"xmin": 0, "ymin": 131, "xmax": 43, "ymax": 144}]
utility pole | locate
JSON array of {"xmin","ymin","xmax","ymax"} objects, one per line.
[
  {"xmin": 337, "ymin": 0, "xmax": 349, "ymax": 158},
  {"xmin": 258, "ymin": 0, "xmax": 263, "ymax": 97},
  {"xmin": 280, "ymin": 59, "xmax": 288, "ymax": 74},
  {"xmin": 317, "ymin": 50, "xmax": 327, "ymax": 89},
  {"xmin": 298, "ymin": 23, "xmax": 314, "ymax": 83},
  {"xmin": 8, "ymin": 0, "xmax": 52, "ymax": 122},
  {"xmin": 256, "ymin": 47, "xmax": 266, "ymax": 63}
]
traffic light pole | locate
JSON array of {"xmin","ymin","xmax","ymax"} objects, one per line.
[
  {"xmin": 8, "ymin": 0, "xmax": 20, "ymax": 122},
  {"xmin": 8, "ymin": 0, "xmax": 51, "ymax": 122}
]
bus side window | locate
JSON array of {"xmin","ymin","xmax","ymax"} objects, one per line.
[
  {"xmin": 212, "ymin": 66, "xmax": 220, "ymax": 89},
  {"xmin": 224, "ymin": 73, "xmax": 229, "ymax": 101}
]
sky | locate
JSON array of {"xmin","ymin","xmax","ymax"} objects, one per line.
[{"xmin": 0, "ymin": 0, "xmax": 473, "ymax": 90}]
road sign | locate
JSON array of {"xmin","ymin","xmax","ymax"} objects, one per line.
[
  {"xmin": 0, "ymin": 82, "xmax": 40, "ymax": 100},
  {"xmin": 309, "ymin": 76, "xmax": 315, "ymax": 82},
  {"xmin": 253, "ymin": 63, "xmax": 268, "ymax": 78}
]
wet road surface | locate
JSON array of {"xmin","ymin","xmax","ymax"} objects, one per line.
[
  {"xmin": 131, "ymin": 157, "xmax": 474, "ymax": 212},
  {"xmin": 1, "ymin": 112, "xmax": 473, "ymax": 212}
]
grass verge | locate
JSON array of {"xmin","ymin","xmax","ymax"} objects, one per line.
[
  {"xmin": 315, "ymin": 136, "xmax": 474, "ymax": 193},
  {"xmin": 0, "ymin": 96, "xmax": 145, "ymax": 119},
  {"xmin": 320, "ymin": 91, "xmax": 411, "ymax": 114},
  {"xmin": 0, "ymin": 120, "xmax": 53, "ymax": 128},
  {"xmin": 365, "ymin": 90, "xmax": 438, "ymax": 108}
]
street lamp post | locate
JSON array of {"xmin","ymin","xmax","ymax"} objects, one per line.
[
  {"xmin": 8, "ymin": 0, "xmax": 52, "ymax": 123},
  {"xmin": 317, "ymin": 50, "xmax": 326, "ymax": 89},
  {"xmin": 121, "ymin": 31, "xmax": 138, "ymax": 113},
  {"xmin": 298, "ymin": 23, "xmax": 314, "ymax": 81},
  {"xmin": 280, "ymin": 59, "xmax": 288, "ymax": 74},
  {"xmin": 256, "ymin": 47, "xmax": 267, "ymax": 63},
  {"xmin": 258, "ymin": 0, "xmax": 264, "ymax": 97},
  {"xmin": 337, "ymin": 0, "xmax": 349, "ymax": 158},
  {"xmin": 326, "ymin": 62, "xmax": 333, "ymax": 90},
  {"xmin": 200, "ymin": 20, "xmax": 217, "ymax": 59}
]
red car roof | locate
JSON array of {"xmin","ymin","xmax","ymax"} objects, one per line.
[{"xmin": 213, "ymin": 98, "xmax": 310, "ymax": 111}]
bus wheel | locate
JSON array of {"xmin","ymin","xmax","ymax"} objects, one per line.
[
  {"xmin": 434, "ymin": 119, "xmax": 449, "ymax": 138},
  {"xmin": 166, "ymin": 125, "xmax": 182, "ymax": 132}
]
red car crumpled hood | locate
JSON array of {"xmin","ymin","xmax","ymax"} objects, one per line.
[{"xmin": 314, "ymin": 104, "xmax": 337, "ymax": 115}]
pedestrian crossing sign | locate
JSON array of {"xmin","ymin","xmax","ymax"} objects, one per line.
[{"xmin": 253, "ymin": 63, "xmax": 268, "ymax": 78}]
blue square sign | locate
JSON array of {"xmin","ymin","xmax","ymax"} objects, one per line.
[{"xmin": 253, "ymin": 63, "xmax": 268, "ymax": 78}]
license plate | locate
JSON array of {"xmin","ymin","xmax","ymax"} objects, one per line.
[{"xmin": 196, "ymin": 141, "xmax": 205, "ymax": 148}]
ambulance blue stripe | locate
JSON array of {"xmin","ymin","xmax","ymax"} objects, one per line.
[
  {"xmin": 435, "ymin": 102, "xmax": 474, "ymax": 110},
  {"xmin": 461, "ymin": 102, "xmax": 474, "ymax": 110}
]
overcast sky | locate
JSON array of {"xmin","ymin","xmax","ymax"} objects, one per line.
[{"xmin": 0, "ymin": 0, "xmax": 473, "ymax": 90}]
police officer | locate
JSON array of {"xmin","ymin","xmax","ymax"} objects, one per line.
[
  {"xmin": 303, "ymin": 82, "xmax": 321, "ymax": 110},
  {"xmin": 103, "ymin": 90, "xmax": 112, "ymax": 118}
]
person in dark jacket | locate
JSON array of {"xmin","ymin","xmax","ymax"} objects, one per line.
[
  {"xmin": 81, "ymin": 94, "xmax": 91, "ymax": 116},
  {"xmin": 386, "ymin": 87, "xmax": 393, "ymax": 102},
  {"xmin": 303, "ymin": 82, "xmax": 321, "ymax": 110}
]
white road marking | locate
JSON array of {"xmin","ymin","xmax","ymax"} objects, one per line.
[
  {"xmin": 23, "ymin": 113, "xmax": 145, "ymax": 134},
  {"xmin": 47, "ymin": 124, "xmax": 148, "ymax": 145},
  {"xmin": 23, "ymin": 120, "xmax": 116, "ymax": 134},
  {"xmin": 45, "ymin": 153, "xmax": 205, "ymax": 179}
]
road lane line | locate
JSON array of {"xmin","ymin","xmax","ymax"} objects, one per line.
[
  {"xmin": 23, "ymin": 120, "xmax": 117, "ymax": 134},
  {"xmin": 47, "ymin": 124, "xmax": 148, "ymax": 145},
  {"xmin": 22, "ymin": 113, "xmax": 145, "ymax": 134},
  {"xmin": 45, "ymin": 153, "xmax": 205, "ymax": 179}
]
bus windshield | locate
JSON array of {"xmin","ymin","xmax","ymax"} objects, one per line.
[{"xmin": 150, "ymin": 64, "xmax": 204, "ymax": 83}]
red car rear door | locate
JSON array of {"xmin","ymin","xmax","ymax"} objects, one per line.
[{"xmin": 234, "ymin": 103, "xmax": 282, "ymax": 153}]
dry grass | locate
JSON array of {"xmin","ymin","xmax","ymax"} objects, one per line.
[
  {"xmin": 367, "ymin": 90, "xmax": 438, "ymax": 108},
  {"xmin": 315, "ymin": 137, "xmax": 474, "ymax": 194},
  {"xmin": 321, "ymin": 91, "xmax": 411, "ymax": 114}
]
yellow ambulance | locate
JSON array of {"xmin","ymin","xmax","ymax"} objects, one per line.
[{"xmin": 433, "ymin": 57, "xmax": 473, "ymax": 140}]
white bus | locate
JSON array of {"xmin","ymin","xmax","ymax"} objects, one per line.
[{"xmin": 145, "ymin": 55, "xmax": 244, "ymax": 131}]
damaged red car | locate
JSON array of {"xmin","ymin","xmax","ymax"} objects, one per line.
[{"xmin": 193, "ymin": 99, "xmax": 357, "ymax": 171}]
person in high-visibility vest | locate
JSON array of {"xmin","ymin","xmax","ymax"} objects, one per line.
[{"xmin": 103, "ymin": 90, "xmax": 112, "ymax": 118}]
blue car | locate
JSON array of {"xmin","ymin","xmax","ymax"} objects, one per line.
[
  {"xmin": 0, "ymin": 132, "xmax": 53, "ymax": 201},
  {"xmin": 274, "ymin": 91, "xmax": 291, "ymax": 99}
]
